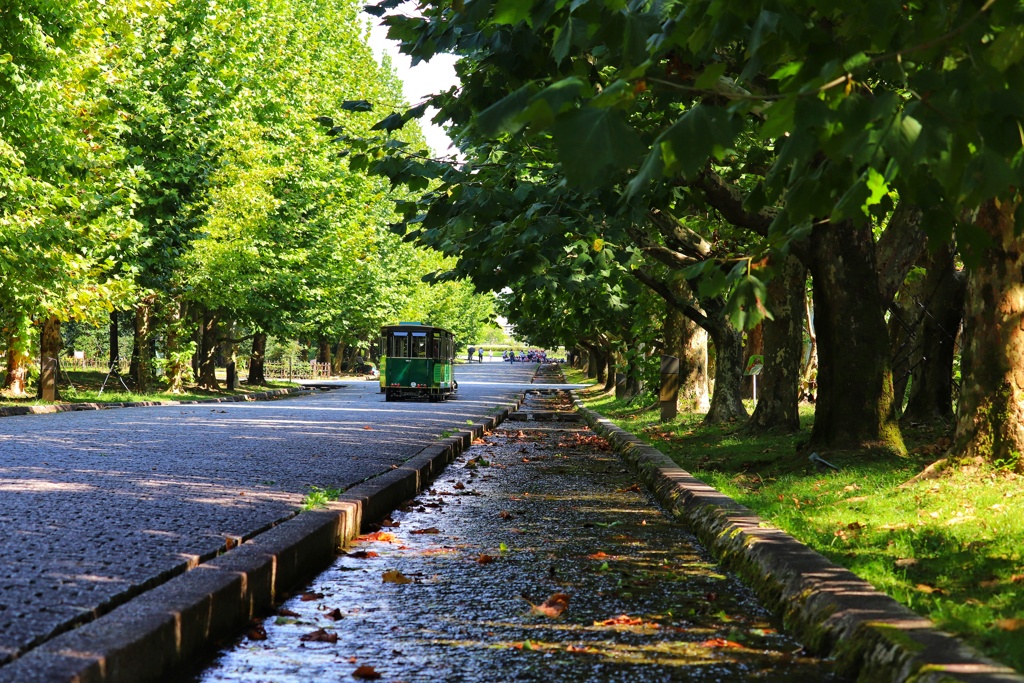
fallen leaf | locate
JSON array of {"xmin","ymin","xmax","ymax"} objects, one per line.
[
  {"xmin": 617, "ymin": 483, "xmax": 642, "ymax": 493},
  {"xmin": 325, "ymin": 608, "xmax": 344, "ymax": 620},
  {"xmin": 352, "ymin": 665, "xmax": 382, "ymax": 679},
  {"xmin": 894, "ymin": 558, "xmax": 918, "ymax": 568},
  {"xmin": 247, "ymin": 623, "xmax": 267, "ymax": 641},
  {"xmin": 382, "ymin": 569, "xmax": 413, "ymax": 584},
  {"xmin": 300, "ymin": 628, "xmax": 338, "ymax": 643},
  {"xmin": 843, "ymin": 484, "xmax": 861, "ymax": 492},
  {"xmin": 348, "ymin": 550, "xmax": 379, "ymax": 559},
  {"xmin": 477, "ymin": 553, "xmax": 497, "ymax": 564},
  {"xmin": 995, "ymin": 618, "xmax": 1024, "ymax": 631},
  {"xmin": 300, "ymin": 592, "xmax": 325, "ymax": 601},
  {"xmin": 411, "ymin": 527, "xmax": 440, "ymax": 535},
  {"xmin": 362, "ymin": 426, "xmax": 373, "ymax": 430},
  {"xmin": 499, "ymin": 510, "xmax": 513, "ymax": 520},
  {"xmin": 704, "ymin": 592, "xmax": 719, "ymax": 602},
  {"xmin": 454, "ymin": 482, "xmax": 466, "ymax": 490},
  {"xmin": 361, "ymin": 532, "xmax": 397, "ymax": 543},
  {"xmin": 278, "ymin": 608, "xmax": 300, "ymax": 617},
  {"xmin": 595, "ymin": 614, "xmax": 644, "ymax": 627},
  {"xmin": 566, "ymin": 644, "xmax": 596, "ymax": 653},
  {"xmin": 1011, "ymin": 574, "xmax": 1024, "ymax": 583},
  {"xmin": 915, "ymin": 583, "xmax": 944, "ymax": 594},
  {"xmin": 380, "ymin": 518, "xmax": 400, "ymax": 527},
  {"xmin": 587, "ymin": 551, "xmax": 609, "ymax": 560},
  {"xmin": 701, "ymin": 637, "xmax": 743, "ymax": 648},
  {"xmin": 531, "ymin": 593, "xmax": 570, "ymax": 618}
]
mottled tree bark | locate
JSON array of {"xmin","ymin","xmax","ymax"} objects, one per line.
[
  {"xmin": 197, "ymin": 310, "xmax": 220, "ymax": 389},
  {"xmin": 38, "ymin": 316, "xmax": 61, "ymax": 401},
  {"xmin": 741, "ymin": 323, "xmax": 763, "ymax": 399},
  {"xmin": 130, "ymin": 296, "xmax": 156, "ymax": 392},
  {"xmin": 163, "ymin": 300, "xmax": 190, "ymax": 394},
  {"xmin": 807, "ymin": 220, "xmax": 904, "ymax": 453},
  {"xmin": 317, "ymin": 336, "xmax": 331, "ymax": 365},
  {"xmin": 953, "ymin": 198, "xmax": 1024, "ymax": 468},
  {"xmin": 746, "ymin": 255, "xmax": 806, "ymax": 433},
  {"xmin": 248, "ymin": 332, "xmax": 268, "ymax": 385},
  {"xmin": 704, "ymin": 301, "xmax": 748, "ymax": 424},
  {"xmin": 332, "ymin": 338, "xmax": 347, "ymax": 375},
  {"xmin": 663, "ymin": 295, "xmax": 710, "ymax": 412},
  {"xmin": 2, "ymin": 313, "xmax": 32, "ymax": 395},
  {"xmin": 904, "ymin": 243, "xmax": 965, "ymax": 424},
  {"xmin": 887, "ymin": 281, "xmax": 924, "ymax": 416}
]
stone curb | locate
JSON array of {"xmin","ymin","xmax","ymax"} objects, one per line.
[
  {"xmin": 0, "ymin": 387, "xmax": 318, "ymax": 418},
  {"xmin": 574, "ymin": 399, "xmax": 1022, "ymax": 683},
  {"xmin": 0, "ymin": 398, "xmax": 523, "ymax": 683}
]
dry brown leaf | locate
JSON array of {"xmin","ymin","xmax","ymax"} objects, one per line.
[
  {"xmin": 325, "ymin": 607, "xmax": 344, "ymax": 621},
  {"xmin": 300, "ymin": 592, "xmax": 325, "ymax": 601},
  {"xmin": 348, "ymin": 550, "xmax": 379, "ymax": 559},
  {"xmin": 247, "ymin": 622, "xmax": 267, "ymax": 641},
  {"xmin": 595, "ymin": 614, "xmax": 645, "ymax": 627},
  {"xmin": 1011, "ymin": 574, "xmax": 1024, "ymax": 583},
  {"xmin": 499, "ymin": 510, "xmax": 513, "ymax": 520},
  {"xmin": 894, "ymin": 558, "xmax": 918, "ymax": 568},
  {"xmin": 915, "ymin": 583, "xmax": 944, "ymax": 594},
  {"xmin": 352, "ymin": 665, "xmax": 382, "ymax": 679},
  {"xmin": 411, "ymin": 527, "xmax": 440, "ymax": 535},
  {"xmin": 300, "ymin": 628, "xmax": 338, "ymax": 643},
  {"xmin": 586, "ymin": 551, "xmax": 609, "ymax": 560},
  {"xmin": 382, "ymin": 569, "xmax": 413, "ymax": 584},
  {"xmin": 617, "ymin": 483, "xmax": 642, "ymax": 493},
  {"xmin": 362, "ymin": 425, "xmax": 373, "ymax": 430},
  {"xmin": 531, "ymin": 593, "xmax": 570, "ymax": 618},
  {"xmin": 361, "ymin": 532, "xmax": 397, "ymax": 543},
  {"xmin": 454, "ymin": 482, "xmax": 466, "ymax": 490},
  {"xmin": 995, "ymin": 618, "xmax": 1024, "ymax": 631},
  {"xmin": 980, "ymin": 578, "xmax": 1002, "ymax": 589},
  {"xmin": 278, "ymin": 608, "xmax": 300, "ymax": 617},
  {"xmin": 477, "ymin": 553, "xmax": 497, "ymax": 564},
  {"xmin": 701, "ymin": 637, "xmax": 743, "ymax": 648}
]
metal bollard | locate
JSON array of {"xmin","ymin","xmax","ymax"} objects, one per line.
[{"xmin": 660, "ymin": 354, "xmax": 679, "ymax": 422}]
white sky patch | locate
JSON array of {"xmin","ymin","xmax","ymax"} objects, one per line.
[{"xmin": 366, "ymin": 15, "xmax": 459, "ymax": 156}]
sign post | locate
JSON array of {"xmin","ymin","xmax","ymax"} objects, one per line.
[{"xmin": 659, "ymin": 355, "xmax": 680, "ymax": 422}]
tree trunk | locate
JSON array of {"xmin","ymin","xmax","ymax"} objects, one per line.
[
  {"xmin": 953, "ymin": 197, "xmax": 1024, "ymax": 468},
  {"xmin": 38, "ymin": 316, "xmax": 61, "ymax": 401},
  {"xmin": 317, "ymin": 336, "xmax": 331, "ymax": 365},
  {"xmin": 704, "ymin": 309, "xmax": 748, "ymax": 424},
  {"xmin": 192, "ymin": 308, "xmax": 202, "ymax": 378},
  {"xmin": 801, "ymin": 292, "xmax": 818, "ymax": 401},
  {"xmin": 595, "ymin": 347, "xmax": 608, "ymax": 386},
  {"xmin": 3, "ymin": 313, "xmax": 33, "ymax": 395},
  {"xmin": 163, "ymin": 299, "xmax": 190, "ymax": 394},
  {"xmin": 807, "ymin": 220, "xmax": 904, "ymax": 453},
  {"xmin": 109, "ymin": 310, "xmax": 119, "ymax": 367},
  {"xmin": 197, "ymin": 310, "xmax": 220, "ymax": 389},
  {"xmin": 746, "ymin": 256, "xmax": 806, "ymax": 433},
  {"xmin": 741, "ymin": 323, "xmax": 763, "ymax": 399},
  {"xmin": 663, "ymin": 284, "xmax": 710, "ymax": 412},
  {"xmin": 887, "ymin": 291, "xmax": 918, "ymax": 417},
  {"xmin": 248, "ymin": 332, "xmax": 268, "ymax": 385},
  {"xmin": 586, "ymin": 346, "xmax": 598, "ymax": 379},
  {"xmin": 333, "ymin": 339, "xmax": 348, "ymax": 375},
  {"xmin": 903, "ymin": 244, "xmax": 965, "ymax": 424},
  {"xmin": 130, "ymin": 296, "xmax": 155, "ymax": 392}
]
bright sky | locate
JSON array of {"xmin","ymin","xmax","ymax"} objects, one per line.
[{"xmin": 365, "ymin": 16, "xmax": 459, "ymax": 156}]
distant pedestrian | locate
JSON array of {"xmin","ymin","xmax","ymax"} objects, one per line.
[{"xmin": 478, "ymin": 348, "xmax": 483, "ymax": 363}]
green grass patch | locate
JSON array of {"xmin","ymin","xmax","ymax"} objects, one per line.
[
  {"xmin": 301, "ymin": 485, "xmax": 343, "ymax": 510},
  {"xmin": 578, "ymin": 388, "xmax": 1024, "ymax": 673},
  {"xmin": 0, "ymin": 369, "xmax": 299, "ymax": 406}
]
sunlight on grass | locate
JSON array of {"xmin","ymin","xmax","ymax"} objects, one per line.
[{"xmin": 578, "ymin": 390, "xmax": 1024, "ymax": 673}]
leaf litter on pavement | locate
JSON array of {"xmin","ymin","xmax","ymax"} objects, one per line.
[{"xmin": 196, "ymin": 390, "xmax": 843, "ymax": 683}]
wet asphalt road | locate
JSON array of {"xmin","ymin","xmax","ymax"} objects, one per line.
[
  {"xmin": 0, "ymin": 362, "xmax": 544, "ymax": 667},
  {"xmin": 193, "ymin": 390, "xmax": 843, "ymax": 683}
]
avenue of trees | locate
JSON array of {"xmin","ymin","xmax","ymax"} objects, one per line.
[
  {"xmin": 347, "ymin": 0, "xmax": 1024, "ymax": 469},
  {"xmin": 0, "ymin": 0, "xmax": 493, "ymax": 396}
]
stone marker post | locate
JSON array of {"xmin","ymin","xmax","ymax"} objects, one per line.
[
  {"xmin": 660, "ymin": 354, "xmax": 680, "ymax": 422},
  {"xmin": 226, "ymin": 361, "xmax": 237, "ymax": 390}
]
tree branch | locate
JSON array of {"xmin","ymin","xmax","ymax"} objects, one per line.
[{"xmin": 631, "ymin": 269, "xmax": 710, "ymax": 329}]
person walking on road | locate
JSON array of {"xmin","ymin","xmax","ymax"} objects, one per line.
[{"xmin": 478, "ymin": 348, "xmax": 484, "ymax": 363}]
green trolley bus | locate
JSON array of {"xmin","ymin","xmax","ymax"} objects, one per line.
[{"xmin": 380, "ymin": 323, "xmax": 457, "ymax": 402}]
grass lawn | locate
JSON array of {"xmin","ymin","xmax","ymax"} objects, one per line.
[
  {"xmin": 565, "ymin": 368, "xmax": 1024, "ymax": 673},
  {"xmin": 0, "ymin": 369, "xmax": 301, "ymax": 407}
]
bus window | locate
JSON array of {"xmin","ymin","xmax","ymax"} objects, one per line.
[
  {"xmin": 412, "ymin": 332, "xmax": 428, "ymax": 358},
  {"xmin": 431, "ymin": 336, "xmax": 441, "ymax": 359},
  {"xmin": 390, "ymin": 332, "xmax": 409, "ymax": 358}
]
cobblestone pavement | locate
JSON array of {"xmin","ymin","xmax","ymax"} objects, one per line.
[{"xmin": 0, "ymin": 362, "xmax": 543, "ymax": 667}]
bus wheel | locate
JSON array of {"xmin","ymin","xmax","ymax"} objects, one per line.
[{"xmin": 385, "ymin": 390, "xmax": 393, "ymax": 402}]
